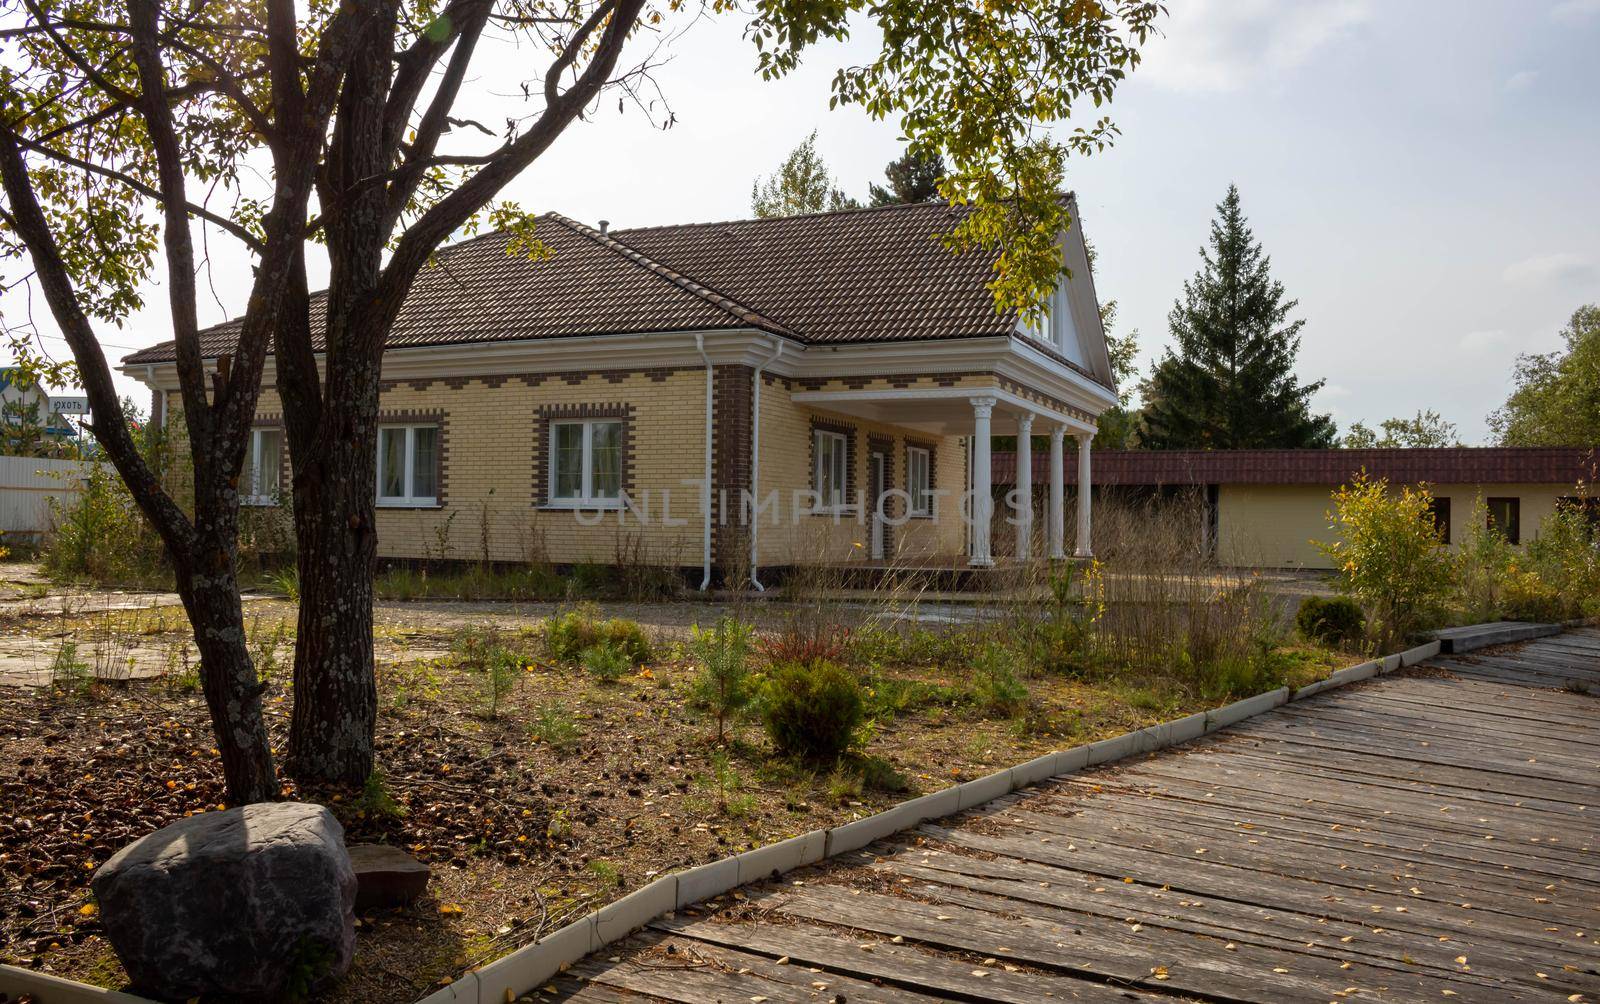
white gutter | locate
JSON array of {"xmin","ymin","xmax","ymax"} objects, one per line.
[
  {"xmin": 694, "ymin": 334, "xmax": 714, "ymax": 591},
  {"xmin": 748, "ymin": 335, "xmax": 785, "ymax": 591}
]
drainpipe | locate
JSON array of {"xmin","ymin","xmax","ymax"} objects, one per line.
[
  {"xmin": 748, "ymin": 335, "xmax": 785, "ymax": 591},
  {"xmin": 695, "ymin": 334, "xmax": 714, "ymax": 590}
]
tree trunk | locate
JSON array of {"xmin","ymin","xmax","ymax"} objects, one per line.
[
  {"xmin": 284, "ymin": 355, "xmax": 381, "ymax": 786},
  {"xmin": 173, "ymin": 540, "xmax": 278, "ymax": 805}
]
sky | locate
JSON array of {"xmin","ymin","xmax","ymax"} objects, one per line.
[{"xmin": 4, "ymin": 0, "xmax": 1599, "ymax": 443}]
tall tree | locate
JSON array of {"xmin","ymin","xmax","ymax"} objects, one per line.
[
  {"xmin": 1488, "ymin": 305, "xmax": 1600, "ymax": 446},
  {"xmin": 1138, "ymin": 185, "xmax": 1335, "ymax": 450},
  {"xmin": 867, "ymin": 148, "xmax": 945, "ymax": 206},
  {"xmin": 1091, "ymin": 303, "xmax": 1141, "ymax": 449},
  {"xmin": 751, "ymin": 131, "xmax": 859, "ymax": 217},
  {"xmin": 1343, "ymin": 410, "xmax": 1461, "ymax": 449},
  {"xmin": 1, "ymin": 0, "xmax": 1161, "ymax": 801}
]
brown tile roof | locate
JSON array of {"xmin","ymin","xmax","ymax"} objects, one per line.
[
  {"xmin": 123, "ymin": 202, "xmax": 1022, "ymax": 366},
  {"xmin": 992, "ymin": 448, "xmax": 1600, "ymax": 487}
]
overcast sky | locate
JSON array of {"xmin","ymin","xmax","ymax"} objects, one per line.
[{"xmin": 6, "ymin": 0, "xmax": 1599, "ymax": 444}]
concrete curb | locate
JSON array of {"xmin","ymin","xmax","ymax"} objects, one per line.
[
  {"xmin": 4, "ymin": 624, "xmax": 1525, "ymax": 1004},
  {"xmin": 0, "ymin": 968, "xmax": 156, "ymax": 1004},
  {"xmin": 1429, "ymin": 621, "xmax": 1561, "ymax": 654}
]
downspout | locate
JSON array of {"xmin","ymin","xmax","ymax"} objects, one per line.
[
  {"xmin": 695, "ymin": 334, "xmax": 714, "ymax": 591},
  {"xmin": 748, "ymin": 335, "xmax": 785, "ymax": 591}
]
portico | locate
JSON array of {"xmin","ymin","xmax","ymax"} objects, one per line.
[{"xmin": 788, "ymin": 384, "xmax": 1096, "ymax": 567}]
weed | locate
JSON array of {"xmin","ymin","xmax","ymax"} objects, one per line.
[
  {"xmin": 49, "ymin": 640, "xmax": 93, "ymax": 697},
  {"xmin": 353, "ymin": 769, "xmax": 405, "ymax": 820},
  {"xmin": 971, "ymin": 642, "xmax": 1028, "ymax": 717},
  {"xmin": 582, "ymin": 643, "xmax": 631, "ymax": 683},
  {"xmin": 586, "ymin": 859, "xmax": 622, "ymax": 887},
  {"xmin": 529, "ymin": 701, "xmax": 580, "ymax": 754}
]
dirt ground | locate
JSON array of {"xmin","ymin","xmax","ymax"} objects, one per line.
[{"xmin": 0, "ymin": 565, "xmax": 1346, "ymax": 1002}]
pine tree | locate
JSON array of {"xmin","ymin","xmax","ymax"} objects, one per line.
[
  {"xmin": 867, "ymin": 149, "xmax": 945, "ymax": 206},
  {"xmin": 1138, "ymin": 185, "xmax": 1335, "ymax": 450}
]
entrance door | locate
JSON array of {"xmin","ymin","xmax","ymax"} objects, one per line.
[{"xmin": 869, "ymin": 450, "xmax": 887, "ymax": 560}]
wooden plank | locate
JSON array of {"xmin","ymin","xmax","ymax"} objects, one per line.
[
  {"xmin": 916, "ymin": 824, "xmax": 1592, "ymax": 962},
  {"xmin": 569, "ymin": 929, "xmax": 968, "ymax": 1004},
  {"xmin": 1023, "ymin": 783, "xmax": 1600, "ymax": 885},
  {"xmin": 1038, "ymin": 776, "xmax": 1600, "ymax": 875},
  {"xmin": 871, "ymin": 851, "xmax": 1586, "ymax": 998},
  {"xmin": 650, "ymin": 913, "xmax": 1175, "ymax": 1003}
]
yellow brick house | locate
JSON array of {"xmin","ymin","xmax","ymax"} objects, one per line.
[{"xmin": 122, "ymin": 199, "xmax": 1118, "ymax": 586}]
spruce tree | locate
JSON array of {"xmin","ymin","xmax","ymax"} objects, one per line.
[
  {"xmin": 867, "ymin": 149, "xmax": 946, "ymax": 205},
  {"xmin": 1138, "ymin": 185, "xmax": 1335, "ymax": 449}
]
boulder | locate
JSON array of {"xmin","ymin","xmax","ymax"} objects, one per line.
[
  {"xmin": 91, "ymin": 802, "xmax": 356, "ymax": 1003},
  {"xmin": 347, "ymin": 843, "xmax": 431, "ymax": 911}
]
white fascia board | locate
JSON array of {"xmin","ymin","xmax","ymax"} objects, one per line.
[
  {"xmin": 1000, "ymin": 338, "xmax": 1119, "ymax": 414},
  {"xmin": 791, "ymin": 385, "xmax": 1096, "ymax": 433}
]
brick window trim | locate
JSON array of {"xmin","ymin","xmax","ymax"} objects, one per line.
[
  {"xmin": 376, "ymin": 410, "xmax": 450, "ymax": 509},
  {"xmin": 533, "ymin": 403, "xmax": 636, "ymax": 510},
  {"xmin": 808, "ymin": 416, "xmax": 858, "ymax": 516},
  {"xmin": 904, "ymin": 437, "xmax": 938, "ymax": 520}
]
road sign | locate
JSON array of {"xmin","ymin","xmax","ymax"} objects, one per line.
[{"xmin": 49, "ymin": 395, "xmax": 90, "ymax": 415}]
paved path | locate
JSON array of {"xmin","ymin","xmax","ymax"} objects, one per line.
[{"xmin": 551, "ymin": 629, "xmax": 1600, "ymax": 1003}]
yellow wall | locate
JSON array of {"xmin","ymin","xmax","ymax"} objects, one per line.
[
  {"xmin": 167, "ymin": 369, "xmax": 974, "ymax": 570},
  {"xmin": 1218, "ymin": 482, "xmax": 1580, "ymax": 568},
  {"xmin": 754, "ymin": 376, "xmax": 968, "ymax": 566}
]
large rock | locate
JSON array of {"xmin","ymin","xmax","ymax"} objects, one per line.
[
  {"xmin": 91, "ymin": 802, "xmax": 356, "ymax": 1002},
  {"xmin": 347, "ymin": 843, "xmax": 431, "ymax": 911}
]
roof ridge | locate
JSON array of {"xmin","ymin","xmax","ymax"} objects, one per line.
[
  {"xmin": 544, "ymin": 213, "xmax": 800, "ymax": 340},
  {"xmin": 612, "ymin": 198, "xmax": 958, "ymax": 238}
]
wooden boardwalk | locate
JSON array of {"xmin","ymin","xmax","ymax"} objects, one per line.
[{"xmin": 553, "ymin": 629, "xmax": 1600, "ymax": 1003}]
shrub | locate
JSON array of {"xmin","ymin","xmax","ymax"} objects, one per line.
[
  {"xmin": 1526, "ymin": 504, "xmax": 1600, "ymax": 618},
  {"xmin": 971, "ymin": 642, "xmax": 1028, "ymax": 717},
  {"xmin": 581, "ymin": 643, "xmax": 632, "ymax": 682},
  {"xmin": 1451, "ymin": 496, "xmax": 1518, "ymax": 623},
  {"xmin": 689, "ymin": 617, "xmax": 755, "ymax": 742},
  {"xmin": 758, "ymin": 622, "xmax": 852, "ymax": 667},
  {"xmin": 1295, "ymin": 595, "xmax": 1365, "ymax": 649},
  {"xmin": 1317, "ymin": 475, "xmax": 1451, "ymax": 647},
  {"xmin": 545, "ymin": 607, "xmax": 651, "ymax": 665},
  {"xmin": 760, "ymin": 661, "xmax": 864, "ymax": 762}
]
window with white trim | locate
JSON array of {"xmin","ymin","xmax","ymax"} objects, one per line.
[
  {"xmin": 906, "ymin": 446, "xmax": 931, "ymax": 516},
  {"xmin": 377, "ymin": 424, "xmax": 439, "ymax": 506},
  {"xmin": 244, "ymin": 427, "xmax": 282, "ymax": 505},
  {"xmin": 549, "ymin": 419, "xmax": 623, "ymax": 507},
  {"xmin": 812, "ymin": 429, "xmax": 848, "ymax": 511}
]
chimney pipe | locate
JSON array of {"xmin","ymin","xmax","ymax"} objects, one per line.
[{"xmin": 598, "ymin": 219, "xmax": 610, "ymax": 236}]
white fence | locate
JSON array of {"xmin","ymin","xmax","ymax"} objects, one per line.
[{"xmin": 0, "ymin": 455, "xmax": 90, "ymax": 538}]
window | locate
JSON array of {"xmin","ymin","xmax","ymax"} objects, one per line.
[
  {"xmin": 1486, "ymin": 497, "xmax": 1520, "ymax": 545},
  {"xmin": 813, "ymin": 429, "xmax": 849, "ymax": 510},
  {"xmin": 244, "ymin": 427, "xmax": 282, "ymax": 505},
  {"xmin": 549, "ymin": 419, "xmax": 622, "ymax": 506},
  {"xmin": 906, "ymin": 446, "xmax": 932, "ymax": 516},
  {"xmin": 377, "ymin": 424, "xmax": 439, "ymax": 506},
  {"xmin": 1427, "ymin": 496, "xmax": 1451, "ymax": 544}
]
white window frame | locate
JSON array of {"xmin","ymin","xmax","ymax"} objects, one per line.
[
  {"xmin": 376, "ymin": 424, "xmax": 439, "ymax": 507},
  {"xmin": 812, "ymin": 429, "xmax": 849, "ymax": 512},
  {"xmin": 906, "ymin": 445, "xmax": 932, "ymax": 517},
  {"xmin": 243, "ymin": 427, "xmax": 282, "ymax": 506},
  {"xmin": 547, "ymin": 418, "xmax": 624, "ymax": 509}
]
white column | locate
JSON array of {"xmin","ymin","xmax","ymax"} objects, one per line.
[
  {"xmin": 1014, "ymin": 413, "xmax": 1034, "ymax": 560},
  {"xmin": 1074, "ymin": 431, "xmax": 1094, "ymax": 558},
  {"xmin": 1048, "ymin": 425, "xmax": 1066, "ymax": 560},
  {"xmin": 969, "ymin": 396, "xmax": 996, "ymax": 567}
]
